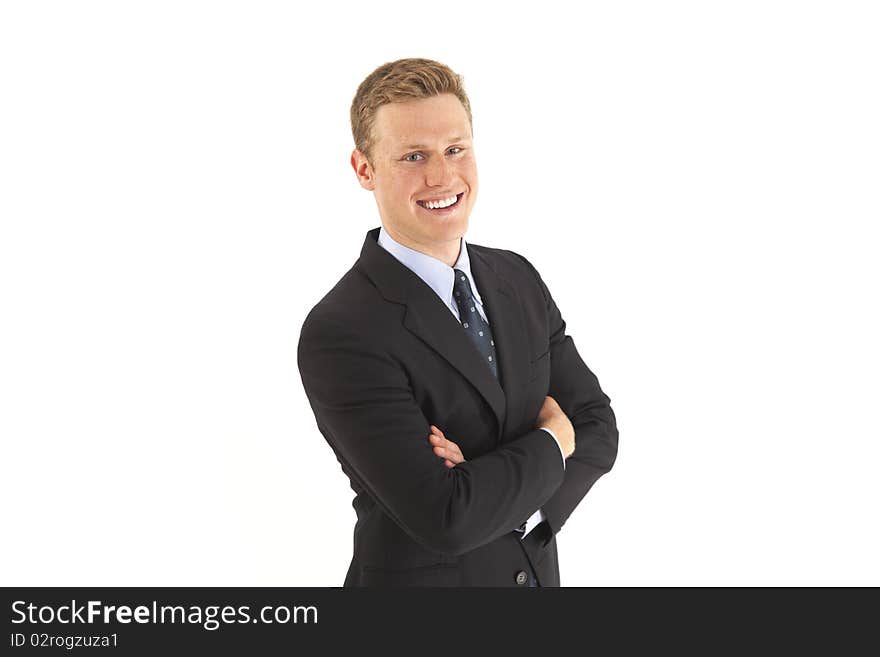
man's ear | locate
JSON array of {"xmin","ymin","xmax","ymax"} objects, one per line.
[{"xmin": 351, "ymin": 149, "xmax": 376, "ymax": 191}]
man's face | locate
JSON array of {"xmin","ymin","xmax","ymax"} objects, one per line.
[{"xmin": 352, "ymin": 93, "xmax": 478, "ymax": 254}]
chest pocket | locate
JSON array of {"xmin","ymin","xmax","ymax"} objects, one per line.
[{"xmin": 528, "ymin": 349, "xmax": 550, "ymax": 384}]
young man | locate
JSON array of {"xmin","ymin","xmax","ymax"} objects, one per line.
[{"xmin": 297, "ymin": 58, "xmax": 618, "ymax": 587}]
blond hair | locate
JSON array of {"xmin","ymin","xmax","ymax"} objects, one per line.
[{"xmin": 350, "ymin": 58, "xmax": 473, "ymax": 163}]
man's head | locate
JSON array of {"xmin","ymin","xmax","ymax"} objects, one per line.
[{"xmin": 350, "ymin": 58, "xmax": 478, "ymax": 262}]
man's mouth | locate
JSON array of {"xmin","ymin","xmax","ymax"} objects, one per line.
[{"xmin": 416, "ymin": 192, "xmax": 464, "ymax": 212}]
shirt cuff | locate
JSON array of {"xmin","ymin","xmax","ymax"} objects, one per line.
[
  {"xmin": 519, "ymin": 508, "xmax": 547, "ymax": 540},
  {"xmin": 538, "ymin": 426, "xmax": 566, "ymax": 471}
]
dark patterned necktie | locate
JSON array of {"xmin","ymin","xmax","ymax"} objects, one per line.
[{"xmin": 452, "ymin": 268, "xmax": 499, "ymax": 380}]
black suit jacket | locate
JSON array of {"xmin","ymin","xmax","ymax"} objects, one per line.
[{"xmin": 297, "ymin": 227, "xmax": 618, "ymax": 586}]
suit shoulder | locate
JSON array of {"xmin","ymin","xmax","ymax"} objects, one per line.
[
  {"xmin": 299, "ymin": 259, "xmax": 398, "ymax": 341},
  {"xmin": 468, "ymin": 243, "xmax": 544, "ymax": 287}
]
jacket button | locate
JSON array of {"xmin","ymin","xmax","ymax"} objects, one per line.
[{"xmin": 515, "ymin": 570, "xmax": 528, "ymax": 586}]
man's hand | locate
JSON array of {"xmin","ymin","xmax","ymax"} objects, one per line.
[
  {"xmin": 535, "ymin": 395, "xmax": 576, "ymax": 458},
  {"xmin": 428, "ymin": 425, "xmax": 466, "ymax": 468}
]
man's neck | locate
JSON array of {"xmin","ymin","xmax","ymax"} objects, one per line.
[{"xmin": 381, "ymin": 224, "xmax": 461, "ymax": 267}]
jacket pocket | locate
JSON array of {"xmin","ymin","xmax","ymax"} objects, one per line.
[{"xmin": 527, "ymin": 349, "xmax": 550, "ymax": 383}]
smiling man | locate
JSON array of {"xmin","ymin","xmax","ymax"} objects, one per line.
[
  {"xmin": 297, "ymin": 58, "xmax": 618, "ymax": 587},
  {"xmin": 358, "ymin": 91, "xmax": 475, "ymax": 266}
]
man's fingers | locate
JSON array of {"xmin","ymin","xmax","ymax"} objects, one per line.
[
  {"xmin": 427, "ymin": 427, "xmax": 466, "ymax": 465},
  {"xmin": 435, "ymin": 443, "xmax": 465, "ymax": 464}
]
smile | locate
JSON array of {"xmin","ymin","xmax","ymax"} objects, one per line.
[{"xmin": 416, "ymin": 192, "xmax": 464, "ymax": 211}]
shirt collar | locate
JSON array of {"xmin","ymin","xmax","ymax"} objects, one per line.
[{"xmin": 377, "ymin": 226, "xmax": 484, "ymax": 309}]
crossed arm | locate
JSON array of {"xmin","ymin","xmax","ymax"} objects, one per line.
[
  {"xmin": 297, "ymin": 313, "xmax": 569, "ymax": 556},
  {"xmin": 430, "ymin": 394, "xmax": 575, "ymax": 468},
  {"xmin": 299, "ymin": 256, "xmax": 617, "ymax": 554}
]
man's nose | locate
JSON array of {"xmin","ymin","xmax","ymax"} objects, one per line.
[{"xmin": 425, "ymin": 155, "xmax": 454, "ymax": 188}]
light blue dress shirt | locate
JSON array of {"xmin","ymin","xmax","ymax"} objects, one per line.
[{"xmin": 377, "ymin": 226, "xmax": 566, "ymax": 539}]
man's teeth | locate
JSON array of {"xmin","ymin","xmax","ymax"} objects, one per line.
[{"xmin": 420, "ymin": 194, "xmax": 458, "ymax": 209}]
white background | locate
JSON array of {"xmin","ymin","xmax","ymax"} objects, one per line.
[{"xmin": 1, "ymin": 1, "xmax": 878, "ymax": 586}]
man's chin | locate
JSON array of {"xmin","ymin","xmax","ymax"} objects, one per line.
[
  {"xmin": 384, "ymin": 214, "xmax": 469, "ymax": 248},
  {"xmin": 429, "ymin": 222, "xmax": 468, "ymax": 245},
  {"xmin": 416, "ymin": 213, "xmax": 468, "ymax": 235}
]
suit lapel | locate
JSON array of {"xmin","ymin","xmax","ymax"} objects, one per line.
[
  {"xmin": 358, "ymin": 228, "xmax": 528, "ymax": 444},
  {"xmin": 468, "ymin": 246, "xmax": 532, "ymax": 439}
]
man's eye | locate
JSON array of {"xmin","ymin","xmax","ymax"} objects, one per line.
[
  {"xmin": 448, "ymin": 147, "xmax": 463, "ymax": 155},
  {"xmin": 404, "ymin": 153, "xmax": 423, "ymax": 162}
]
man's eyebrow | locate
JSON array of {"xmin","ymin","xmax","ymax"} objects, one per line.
[{"xmin": 401, "ymin": 136, "xmax": 470, "ymax": 150}]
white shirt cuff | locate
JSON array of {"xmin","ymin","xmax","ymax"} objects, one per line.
[{"xmin": 519, "ymin": 508, "xmax": 546, "ymax": 539}]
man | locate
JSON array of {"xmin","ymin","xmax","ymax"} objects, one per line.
[{"xmin": 297, "ymin": 58, "xmax": 618, "ymax": 587}]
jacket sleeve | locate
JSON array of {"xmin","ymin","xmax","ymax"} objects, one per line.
[
  {"xmin": 513, "ymin": 252, "xmax": 620, "ymax": 541},
  {"xmin": 297, "ymin": 311, "xmax": 566, "ymax": 557}
]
